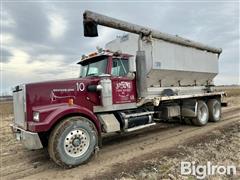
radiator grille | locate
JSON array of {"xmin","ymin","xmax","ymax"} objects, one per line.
[{"xmin": 13, "ymin": 84, "xmax": 27, "ymax": 129}]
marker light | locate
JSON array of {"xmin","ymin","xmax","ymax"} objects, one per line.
[
  {"xmin": 68, "ymin": 99, "xmax": 74, "ymax": 106},
  {"xmin": 33, "ymin": 111, "xmax": 40, "ymax": 122},
  {"xmin": 88, "ymin": 52, "xmax": 98, "ymax": 57}
]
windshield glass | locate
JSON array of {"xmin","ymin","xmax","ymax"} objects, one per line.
[{"xmin": 80, "ymin": 57, "xmax": 108, "ymax": 77}]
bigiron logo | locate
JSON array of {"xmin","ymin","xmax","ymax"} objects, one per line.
[{"xmin": 181, "ymin": 161, "xmax": 237, "ymax": 179}]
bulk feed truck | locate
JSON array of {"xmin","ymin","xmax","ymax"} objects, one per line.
[{"xmin": 11, "ymin": 10, "xmax": 225, "ymax": 167}]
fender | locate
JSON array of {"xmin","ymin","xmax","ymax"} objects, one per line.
[{"xmin": 28, "ymin": 103, "xmax": 101, "ymax": 133}]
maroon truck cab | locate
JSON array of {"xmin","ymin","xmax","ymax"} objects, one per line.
[
  {"xmin": 25, "ymin": 52, "xmax": 136, "ymax": 132},
  {"xmin": 11, "ymin": 50, "xmax": 138, "ymax": 165}
]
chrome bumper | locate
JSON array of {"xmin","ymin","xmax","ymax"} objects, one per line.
[{"xmin": 10, "ymin": 124, "xmax": 43, "ymax": 150}]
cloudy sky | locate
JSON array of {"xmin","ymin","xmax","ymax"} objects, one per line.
[{"xmin": 1, "ymin": 1, "xmax": 239, "ymax": 94}]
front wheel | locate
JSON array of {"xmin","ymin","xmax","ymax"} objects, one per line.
[{"xmin": 48, "ymin": 116, "xmax": 98, "ymax": 168}]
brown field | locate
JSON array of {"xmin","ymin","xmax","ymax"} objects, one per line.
[
  {"xmin": 225, "ymin": 88, "xmax": 240, "ymax": 96},
  {"xmin": 217, "ymin": 86, "xmax": 240, "ymax": 97},
  {"xmin": 0, "ymin": 87, "xmax": 239, "ymax": 180},
  {"xmin": 0, "ymin": 101, "xmax": 13, "ymax": 116}
]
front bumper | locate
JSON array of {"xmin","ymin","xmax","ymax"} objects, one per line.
[{"xmin": 10, "ymin": 124, "xmax": 43, "ymax": 150}]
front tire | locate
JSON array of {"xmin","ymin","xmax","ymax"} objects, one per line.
[
  {"xmin": 48, "ymin": 116, "xmax": 98, "ymax": 168},
  {"xmin": 192, "ymin": 100, "xmax": 209, "ymax": 126}
]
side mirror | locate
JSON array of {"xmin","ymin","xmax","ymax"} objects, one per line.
[{"xmin": 83, "ymin": 19, "xmax": 98, "ymax": 37}]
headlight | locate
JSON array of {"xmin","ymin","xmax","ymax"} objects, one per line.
[{"xmin": 33, "ymin": 111, "xmax": 40, "ymax": 122}]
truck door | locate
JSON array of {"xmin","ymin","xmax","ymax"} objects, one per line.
[{"xmin": 110, "ymin": 58, "xmax": 137, "ymax": 104}]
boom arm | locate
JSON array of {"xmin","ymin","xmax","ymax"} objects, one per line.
[{"xmin": 83, "ymin": 10, "xmax": 222, "ymax": 54}]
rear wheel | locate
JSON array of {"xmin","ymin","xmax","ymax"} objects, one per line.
[
  {"xmin": 207, "ymin": 99, "xmax": 221, "ymax": 122},
  {"xmin": 192, "ymin": 100, "xmax": 209, "ymax": 126},
  {"xmin": 48, "ymin": 116, "xmax": 98, "ymax": 168}
]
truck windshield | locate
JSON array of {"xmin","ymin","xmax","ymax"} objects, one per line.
[{"xmin": 80, "ymin": 57, "xmax": 108, "ymax": 77}]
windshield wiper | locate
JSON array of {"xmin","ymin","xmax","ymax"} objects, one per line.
[{"xmin": 88, "ymin": 74, "xmax": 97, "ymax": 76}]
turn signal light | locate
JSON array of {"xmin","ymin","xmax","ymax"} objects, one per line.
[
  {"xmin": 88, "ymin": 52, "xmax": 97, "ymax": 57},
  {"xmin": 68, "ymin": 99, "xmax": 74, "ymax": 106}
]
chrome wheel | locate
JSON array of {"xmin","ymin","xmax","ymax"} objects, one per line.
[
  {"xmin": 192, "ymin": 100, "xmax": 209, "ymax": 126},
  {"xmin": 48, "ymin": 116, "xmax": 98, "ymax": 167},
  {"xmin": 198, "ymin": 106, "xmax": 208, "ymax": 124},
  {"xmin": 64, "ymin": 129, "xmax": 90, "ymax": 157},
  {"xmin": 213, "ymin": 103, "xmax": 221, "ymax": 119}
]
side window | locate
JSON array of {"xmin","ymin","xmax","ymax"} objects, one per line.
[{"xmin": 112, "ymin": 59, "xmax": 129, "ymax": 76}]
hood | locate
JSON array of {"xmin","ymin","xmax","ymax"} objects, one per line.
[{"xmin": 25, "ymin": 77, "xmax": 101, "ymax": 120}]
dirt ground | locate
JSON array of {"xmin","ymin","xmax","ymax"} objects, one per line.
[
  {"xmin": 98, "ymin": 118, "xmax": 240, "ymax": 180},
  {"xmin": 0, "ymin": 89, "xmax": 239, "ymax": 180}
]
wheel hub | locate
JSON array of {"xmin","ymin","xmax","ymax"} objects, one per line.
[
  {"xmin": 64, "ymin": 129, "xmax": 90, "ymax": 157},
  {"xmin": 72, "ymin": 138, "xmax": 81, "ymax": 147},
  {"xmin": 199, "ymin": 106, "xmax": 208, "ymax": 123}
]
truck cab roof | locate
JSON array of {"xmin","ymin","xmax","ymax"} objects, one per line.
[{"xmin": 77, "ymin": 50, "xmax": 132, "ymax": 65}]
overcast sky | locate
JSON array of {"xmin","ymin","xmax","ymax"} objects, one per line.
[{"xmin": 1, "ymin": 1, "xmax": 239, "ymax": 94}]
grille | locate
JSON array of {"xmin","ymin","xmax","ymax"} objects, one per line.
[{"xmin": 13, "ymin": 84, "xmax": 27, "ymax": 129}]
